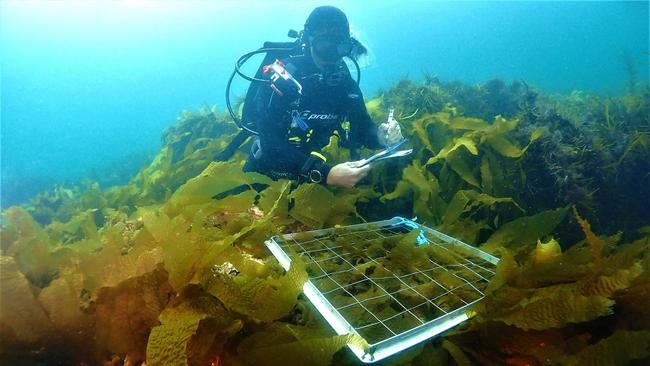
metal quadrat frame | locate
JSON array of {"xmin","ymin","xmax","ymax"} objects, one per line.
[{"xmin": 265, "ymin": 217, "xmax": 499, "ymax": 363}]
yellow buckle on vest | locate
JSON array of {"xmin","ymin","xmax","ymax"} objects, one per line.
[{"xmin": 310, "ymin": 151, "xmax": 327, "ymax": 162}]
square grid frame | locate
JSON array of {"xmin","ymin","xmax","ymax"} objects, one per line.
[{"xmin": 265, "ymin": 217, "xmax": 499, "ymax": 363}]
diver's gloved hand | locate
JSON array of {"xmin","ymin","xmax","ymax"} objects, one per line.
[
  {"xmin": 327, "ymin": 161, "xmax": 371, "ymax": 187},
  {"xmin": 377, "ymin": 111, "xmax": 403, "ymax": 147}
]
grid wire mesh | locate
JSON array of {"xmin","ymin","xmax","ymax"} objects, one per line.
[{"xmin": 275, "ymin": 221, "xmax": 497, "ymax": 345}]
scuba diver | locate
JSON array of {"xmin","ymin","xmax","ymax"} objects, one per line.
[{"xmin": 239, "ymin": 6, "xmax": 404, "ymax": 187}]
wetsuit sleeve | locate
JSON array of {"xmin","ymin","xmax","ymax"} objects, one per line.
[
  {"xmin": 254, "ymin": 80, "xmax": 331, "ymax": 180},
  {"xmin": 346, "ymin": 81, "xmax": 383, "ymax": 150}
]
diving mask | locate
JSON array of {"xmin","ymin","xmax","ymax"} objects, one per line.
[{"xmin": 310, "ymin": 33, "xmax": 353, "ymax": 62}]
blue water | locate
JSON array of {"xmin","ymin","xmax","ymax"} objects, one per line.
[{"xmin": 1, "ymin": 0, "xmax": 648, "ymax": 207}]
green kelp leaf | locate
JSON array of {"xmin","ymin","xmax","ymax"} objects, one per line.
[
  {"xmin": 99, "ymin": 246, "xmax": 164, "ymax": 288},
  {"xmin": 601, "ymin": 237, "xmax": 649, "ymax": 275},
  {"xmin": 2, "ymin": 207, "xmax": 59, "ymax": 287},
  {"xmin": 141, "ymin": 207, "xmax": 227, "ymax": 292},
  {"xmin": 484, "ymin": 135, "xmax": 524, "ymax": 158},
  {"xmin": 138, "ymin": 145, "xmax": 175, "ymax": 201},
  {"xmin": 426, "ymin": 134, "xmax": 480, "ymax": 188},
  {"xmin": 487, "ymin": 115, "xmax": 519, "ymax": 134},
  {"xmin": 1, "ymin": 207, "xmax": 49, "ymax": 252},
  {"xmin": 255, "ymin": 335, "xmax": 367, "ymax": 366},
  {"xmin": 37, "ymin": 266, "xmax": 91, "ymax": 335},
  {"xmin": 201, "ymin": 252, "xmax": 308, "ymax": 322},
  {"xmin": 94, "ymin": 268, "xmax": 174, "ymax": 361},
  {"xmin": 222, "ymin": 182, "xmax": 292, "ymax": 256},
  {"xmin": 385, "ymin": 230, "xmax": 430, "ymax": 275},
  {"xmin": 440, "ymin": 219, "xmax": 490, "ymax": 246},
  {"xmin": 141, "ymin": 207, "xmax": 174, "ymax": 243},
  {"xmin": 427, "ymin": 136, "xmax": 479, "ymax": 165},
  {"xmin": 258, "ymin": 180, "xmax": 291, "ymax": 217},
  {"xmin": 182, "ymin": 137, "xmax": 214, "ymax": 160},
  {"xmin": 229, "ymin": 218, "xmax": 279, "ymax": 255},
  {"xmin": 12, "ymin": 237, "xmax": 59, "ymax": 288},
  {"xmin": 322, "ymin": 134, "xmax": 351, "ymax": 165},
  {"xmin": 477, "ymin": 285, "xmax": 614, "ymax": 331},
  {"xmin": 128, "ymin": 115, "xmax": 244, "ymax": 206},
  {"xmin": 480, "ymin": 117, "xmax": 542, "ymax": 159},
  {"xmin": 99, "ymin": 213, "xmax": 149, "ymax": 254},
  {"xmin": 483, "ymin": 251, "xmax": 520, "ymax": 294},
  {"xmin": 75, "ymin": 215, "xmax": 158, "ymax": 292},
  {"xmin": 185, "ymin": 191, "xmax": 259, "ymax": 234},
  {"xmin": 146, "ymin": 307, "xmax": 206, "ymax": 366},
  {"xmin": 442, "ymin": 190, "xmax": 521, "ymax": 229},
  {"xmin": 482, "ymin": 207, "xmax": 569, "ymax": 252},
  {"xmin": 78, "ymin": 182, "xmax": 109, "ymax": 211},
  {"xmin": 479, "ymin": 149, "xmax": 514, "ymax": 196},
  {"xmin": 237, "ymin": 323, "xmax": 368, "ymax": 366},
  {"xmin": 530, "ymin": 127, "xmax": 544, "ymax": 141},
  {"xmin": 46, "ymin": 208, "xmax": 99, "ymax": 244},
  {"xmin": 0, "ymin": 226, "xmax": 18, "ymax": 253},
  {"xmin": 382, "ymin": 180, "xmax": 410, "ymax": 201},
  {"xmin": 146, "ymin": 295, "xmax": 242, "ymax": 366},
  {"xmin": 254, "ymin": 180, "xmax": 294, "ymax": 232},
  {"xmin": 480, "ymin": 154, "xmax": 494, "ymax": 194},
  {"xmin": 166, "ymin": 217, "xmax": 216, "ymax": 291},
  {"xmin": 446, "ymin": 145, "xmax": 481, "ymax": 187},
  {"xmin": 561, "ymin": 330, "xmax": 650, "ymax": 366},
  {"xmin": 448, "ymin": 116, "xmax": 490, "ymax": 131},
  {"xmin": 479, "ymin": 117, "xmax": 524, "ymax": 157},
  {"xmin": 205, "ymin": 246, "xmax": 267, "ymax": 278},
  {"xmin": 0, "ymin": 256, "xmax": 53, "ymax": 343},
  {"xmin": 512, "ymin": 239, "xmax": 590, "ymax": 288},
  {"xmin": 410, "ymin": 117, "xmax": 437, "ymax": 154},
  {"xmin": 430, "ymin": 107, "xmax": 453, "ymax": 125},
  {"xmin": 502, "ymin": 236, "xmax": 642, "ymax": 293},
  {"xmin": 288, "ymin": 183, "xmax": 334, "ymax": 229},
  {"xmin": 382, "ymin": 161, "xmax": 441, "ymax": 221},
  {"xmin": 163, "ymin": 161, "xmax": 272, "ymax": 218},
  {"xmin": 326, "ymin": 186, "xmax": 376, "ymax": 227},
  {"xmin": 580, "ymin": 263, "xmax": 643, "ymax": 298},
  {"xmin": 407, "ymin": 113, "xmax": 452, "ymax": 158},
  {"xmin": 522, "ymin": 128, "xmax": 545, "ymax": 155}
]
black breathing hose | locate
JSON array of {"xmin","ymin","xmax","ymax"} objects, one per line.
[{"xmin": 225, "ymin": 48, "xmax": 362, "ymax": 136}]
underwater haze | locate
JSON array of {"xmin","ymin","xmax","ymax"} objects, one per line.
[
  {"xmin": 2, "ymin": 1, "xmax": 650, "ymax": 365},
  {"xmin": 1, "ymin": 0, "xmax": 648, "ymax": 207}
]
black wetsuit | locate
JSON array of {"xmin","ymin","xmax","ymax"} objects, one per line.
[{"xmin": 243, "ymin": 55, "xmax": 382, "ymax": 183}]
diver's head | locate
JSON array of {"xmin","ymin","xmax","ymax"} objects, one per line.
[{"xmin": 304, "ymin": 6, "xmax": 353, "ymax": 69}]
